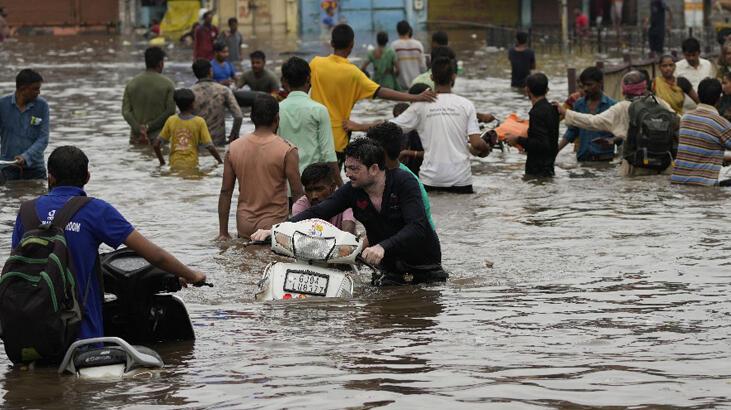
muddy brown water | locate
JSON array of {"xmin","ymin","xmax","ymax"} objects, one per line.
[{"xmin": 0, "ymin": 33, "xmax": 730, "ymax": 408}]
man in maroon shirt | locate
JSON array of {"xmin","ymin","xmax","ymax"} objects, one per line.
[
  {"xmin": 194, "ymin": 11, "xmax": 219, "ymax": 61},
  {"xmin": 574, "ymin": 8, "xmax": 589, "ymax": 38}
]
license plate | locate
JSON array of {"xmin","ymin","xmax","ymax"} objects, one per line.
[{"xmin": 283, "ymin": 270, "xmax": 329, "ymax": 296}]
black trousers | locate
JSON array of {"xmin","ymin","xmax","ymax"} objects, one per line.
[
  {"xmin": 649, "ymin": 30, "xmax": 664, "ymax": 53},
  {"xmin": 423, "ymin": 184, "xmax": 474, "ymax": 194},
  {"xmin": 371, "ymin": 264, "xmax": 449, "ymax": 286}
]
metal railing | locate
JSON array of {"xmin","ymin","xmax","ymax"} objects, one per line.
[{"xmin": 427, "ymin": 20, "xmax": 721, "ymax": 57}]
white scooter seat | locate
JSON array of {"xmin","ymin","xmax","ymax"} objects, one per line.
[{"xmin": 58, "ymin": 337, "xmax": 163, "ymax": 378}]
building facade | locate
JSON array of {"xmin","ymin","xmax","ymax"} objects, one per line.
[
  {"xmin": 427, "ymin": 0, "xmax": 520, "ymax": 26},
  {"xmin": 0, "ymin": 0, "xmax": 717, "ymax": 36},
  {"xmin": 217, "ymin": 0, "xmax": 298, "ymax": 35},
  {"xmin": 2, "ymin": 0, "xmax": 119, "ymax": 31}
]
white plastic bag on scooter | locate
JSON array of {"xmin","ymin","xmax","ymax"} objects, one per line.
[{"xmin": 255, "ymin": 219, "xmax": 363, "ymax": 301}]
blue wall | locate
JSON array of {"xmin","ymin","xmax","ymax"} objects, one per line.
[{"xmin": 300, "ymin": 0, "xmax": 427, "ymax": 36}]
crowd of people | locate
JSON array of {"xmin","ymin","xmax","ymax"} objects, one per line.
[
  {"xmin": 568, "ymin": 1, "xmax": 670, "ymax": 53},
  {"xmin": 508, "ymin": 28, "xmax": 731, "ymax": 182},
  {"xmin": 3, "ymin": 20, "xmax": 731, "ymax": 351}
]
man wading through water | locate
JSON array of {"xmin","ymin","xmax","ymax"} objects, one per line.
[
  {"xmin": 251, "ymin": 138, "xmax": 445, "ymax": 285},
  {"xmin": 557, "ymin": 70, "xmax": 679, "ymax": 176},
  {"xmin": 122, "ymin": 47, "xmax": 175, "ymax": 145}
]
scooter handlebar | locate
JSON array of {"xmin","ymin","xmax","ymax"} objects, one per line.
[
  {"xmin": 245, "ymin": 236, "xmax": 271, "ymax": 246},
  {"xmin": 356, "ymin": 255, "xmax": 381, "ymax": 273},
  {"xmin": 0, "ymin": 159, "xmax": 20, "ymax": 167}
]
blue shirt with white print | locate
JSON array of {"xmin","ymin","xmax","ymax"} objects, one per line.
[{"xmin": 11, "ymin": 186, "xmax": 135, "ymax": 340}]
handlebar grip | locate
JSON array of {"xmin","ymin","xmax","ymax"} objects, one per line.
[
  {"xmin": 356, "ymin": 255, "xmax": 381, "ymax": 273},
  {"xmin": 245, "ymin": 236, "xmax": 271, "ymax": 246}
]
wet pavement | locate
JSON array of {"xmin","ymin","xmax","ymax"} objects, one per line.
[{"xmin": 0, "ymin": 32, "xmax": 730, "ymax": 408}]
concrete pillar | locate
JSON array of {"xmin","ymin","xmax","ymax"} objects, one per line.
[
  {"xmin": 119, "ymin": 0, "xmax": 136, "ymax": 33},
  {"xmin": 286, "ymin": 0, "xmax": 299, "ymax": 33},
  {"xmin": 561, "ymin": 0, "xmax": 569, "ymax": 55},
  {"xmin": 521, "ymin": 0, "xmax": 532, "ymax": 29}
]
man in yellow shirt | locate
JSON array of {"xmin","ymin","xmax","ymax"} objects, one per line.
[
  {"xmin": 310, "ymin": 23, "xmax": 435, "ymax": 164},
  {"xmin": 154, "ymin": 89, "xmax": 223, "ymax": 171}
]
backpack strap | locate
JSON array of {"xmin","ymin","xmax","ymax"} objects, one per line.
[
  {"xmin": 80, "ymin": 257, "xmax": 100, "ymax": 309},
  {"xmin": 52, "ymin": 196, "xmax": 93, "ymax": 230},
  {"xmin": 51, "ymin": 196, "xmax": 99, "ymax": 309},
  {"xmin": 19, "ymin": 199, "xmax": 41, "ymax": 230},
  {"xmin": 86, "ymin": 255, "xmax": 104, "ymax": 305}
]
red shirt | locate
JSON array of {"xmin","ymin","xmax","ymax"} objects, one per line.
[
  {"xmin": 193, "ymin": 24, "xmax": 219, "ymax": 61},
  {"xmin": 575, "ymin": 14, "xmax": 589, "ymax": 30}
]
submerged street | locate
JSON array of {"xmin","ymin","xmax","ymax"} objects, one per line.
[{"xmin": 0, "ymin": 33, "xmax": 730, "ymax": 408}]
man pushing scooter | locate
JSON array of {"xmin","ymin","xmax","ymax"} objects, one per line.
[{"xmin": 251, "ymin": 138, "xmax": 446, "ymax": 285}]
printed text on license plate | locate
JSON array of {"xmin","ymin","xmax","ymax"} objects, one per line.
[{"xmin": 284, "ymin": 271, "xmax": 329, "ymax": 296}]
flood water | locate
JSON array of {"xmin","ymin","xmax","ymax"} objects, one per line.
[{"xmin": 1, "ymin": 32, "xmax": 730, "ymax": 408}]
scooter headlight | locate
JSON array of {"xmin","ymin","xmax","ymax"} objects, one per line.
[
  {"xmin": 274, "ymin": 232, "xmax": 292, "ymax": 252},
  {"xmin": 334, "ymin": 245, "xmax": 357, "ymax": 258},
  {"xmin": 292, "ymin": 231, "xmax": 336, "ymax": 261}
]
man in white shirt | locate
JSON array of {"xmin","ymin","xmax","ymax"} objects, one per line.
[
  {"xmin": 392, "ymin": 20, "xmax": 426, "ymax": 90},
  {"xmin": 675, "ymin": 37, "xmax": 716, "ymax": 111},
  {"xmin": 346, "ymin": 57, "xmax": 491, "ymax": 193}
]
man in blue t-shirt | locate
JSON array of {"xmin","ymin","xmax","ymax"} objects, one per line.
[
  {"xmin": 210, "ymin": 42, "xmax": 236, "ymax": 86},
  {"xmin": 10, "ymin": 146, "xmax": 206, "ymax": 340},
  {"xmin": 557, "ymin": 67, "xmax": 617, "ymax": 162}
]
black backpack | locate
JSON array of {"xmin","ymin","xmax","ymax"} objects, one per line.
[
  {"xmin": 624, "ymin": 94, "xmax": 679, "ymax": 171},
  {"xmin": 0, "ymin": 196, "xmax": 94, "ymax": 364}
]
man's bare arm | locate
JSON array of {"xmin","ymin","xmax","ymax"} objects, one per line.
[
  {"xmin": 125, "ymin": 230, "xmax": 206, "ymax": 284},
  {"xmin": 343, "ymin": 119, "xmax": 385, "ymax": 133},
  {"xmin": 376, "ymin": 87, "xmax": 436, "ymax": 103},
  {"xmin": 217, "ymin": 154, "xmax": 236, "ymax": 240}
]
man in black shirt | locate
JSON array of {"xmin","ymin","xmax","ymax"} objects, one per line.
[
  {"xmin": 508, "ymin": 31, "xmax": 536, "ymax": 89},
  {"xmin": 251, "ymin": 138, "xmax": 444, "ymax": 284},
  {"xmin": 646, "ymin": 0, "xmax": 672, "ymax": 54},
  {"xmin": 505, "ymin": 73, "xmax": 559, "ymax": 177}
]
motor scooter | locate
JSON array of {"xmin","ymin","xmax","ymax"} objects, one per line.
[
  {"xmin": 255, "ymin": 219, "xmax": 363, "ymax": 301},
  {"xmin": 58, "ymin": 248, "xmax": 208, "ymax": 378}
]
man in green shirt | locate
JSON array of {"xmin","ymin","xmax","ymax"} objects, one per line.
[
  {"xmin": 277, "ymin": 57, "xmax": 341, "ymax": 184},
  {"xmin": 365, "ymin": 121, "xmax": 435, "ymax": 229},
  {"xmin": 237, "ymin": 50, "xmax": 280, "ymax": 94},
  {"xmin": 122, "ymin": 47, "xmax": 176, "ymax": 145}
]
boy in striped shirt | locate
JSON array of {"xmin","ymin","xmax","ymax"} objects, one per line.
[{"xmin": 672, "ymin": 78, "xmax": 731, "ymax": 186}]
